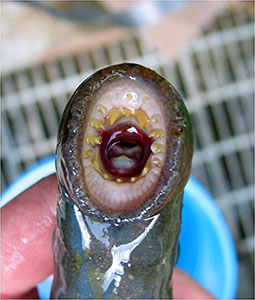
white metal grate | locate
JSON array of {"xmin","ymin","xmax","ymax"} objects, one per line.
[{"xmin": 1, "ymin": 7, "xmax": 254, "ymax": 298}]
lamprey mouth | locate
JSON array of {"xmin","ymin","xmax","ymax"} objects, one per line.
[
  {"xmin": 81, "ymin": 77, "xmax": 167, "ymax": 212},
  {"xmin": 100, "ymin": 123, "xmax": 153, "ymax": 179},
  {"xmin": 56, "ymin": 63, "xmax": 193, "ymax": 220}
]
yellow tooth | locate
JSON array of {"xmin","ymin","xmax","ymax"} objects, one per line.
[
  {"xmin": 130, "ymin": 159, "xmax": 151, "ymax": 183},
  {"xmin": 142, "ymin": 96, "xmax": 149, "ymax": 103},
  {"xmin": 84, "ymin": 149, "xmax": 94, "ymax": 158},
  {"xmin": 90, "ymin": 118, "xmax": 105, "ymax": 130},
  {"xmin": 122, "ymin": 107, "xmax": 133, "ymax": 118},
  {"xmin": 85, "ymin": 134, "xmax": 101, "ymax": 145},
  {"xmin": 151, "ymin": 143, "xmax": 165, "ymax": 153},
  {"xmin": 149, "ymin": 129, "xmax": 165, "ymax": 138},
  {"xmin": 134, "ymin": 109, "xmax": 150, "ymax": 129},
  {"xmin": 141, "ymin": 159, "xmax": 151, "ymax": 176},
  {"xmin": 92, "ymin": 152, "xmax": 111, "ymax": 180},
  {"xmin": 150, "ymin": 114, "xmax": 160, "ymax": 123},
  {"xmin": 141, "ymin": 166, "xmax": 149, "ymax": 177},
  {"xmin": 116, "ymin": 178, "xmax": 123, "ymax": 183},
  {"xmin": 103, "ymin": 173, "xmax": 111, "ymax": 180},
  {"xmin": 106, "ymin": 108, "xmax": 124, "ymax": 126},
  {"xmin": 152, "ymin": 157, "xmax": 162, "ymax": 167},
  {"xmin": 126, "ymin": 93, "xmax": 133, "ymax": 100},
  {"xmin": 92, "ymin": 152, "xmax": 100, "ymax": 172},
  {"xmin": 96, "ymin": 104, "xmax": 107, "ymax": 115}
]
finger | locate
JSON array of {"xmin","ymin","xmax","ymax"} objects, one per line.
[
  {"xmin": 171, "ymin": 267, "xmax": 215, "ymax": 299},
  {"xmin": 1, "ymin": 174, "xmax": 57, "ymax": 297},
  {"xmin": 2, "ymin": 287, "xmax": 39, "ymax": 299}
]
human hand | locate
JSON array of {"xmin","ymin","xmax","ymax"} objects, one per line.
[{"xmin": 1, "ymin": 175, "xmax": 214, "ymax": 299}]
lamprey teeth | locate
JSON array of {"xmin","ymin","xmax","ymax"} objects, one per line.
[
  {"xmin": 142, "ymin": 96, "xmax": 149, "ymax": 103},
  {"xmin": 150, "ymin": 114, "xmax": 160, "ymax": 123},
  {"xmin": 106, "ymin": 108, "xmax": 123, "ymax": 126},
  {"xmin": 151, "ymin": 143, "xmax": 165, "ymax": 153},
  {"xmin": 91, "ymin": 152, "xmax": 124, "ymax": 183},
  {"xmin": 85, "ymin": 134, "xmax": 101, "ymax": 145},
  {"xmin": 123, "ymin": 107, "xmax": 133, "ymax": 118},
  {"xmin": 96, "ymin": 104, "xmax": 107, "ymax": 115},
  {"xmin": 134, "ymin": 109, "xmax": 150, "ymax": 129},
  {"xmin": 124, "ymin": 92, "xmax": 137, "ymax": 105},
  {"xmin": 126, "ymin": 93, "xmax": 133, "ymax": 100},
  {"xmin": 140, "ymin": 165, "xmax": 150, "ymax": 177},
  {"xmin": 129, "ymin": 159, "xmax": 151, "ymax": 182},
  {"xmin": 84, "ymin": 149, "xmax": 94, "ymax": 158},
  {"xmin": 152, "ymin": 157, "xmax": 162, "ymax": 168},
  {"xmin": 149, "ymin": 129, "xmax": 165, "ymax": 138},
  {"xmin": 90, "ymin": 147, "xmax": 152, "ymax": 183},
  {"xmin": 59, "ymin": 63, "xmax": 193, "ymax": 220},
  {"xmin": 92, "ymin": 152, "xmax": 111, "ymax": 180},
  {"xmin": 105, "ymin": 107, "xmax": 150, "ymax": 129},
  {"xmin": 90, "ymin": 118, "xmax": 105, "ymax": 130},
  {"xmin": 103, "ymin": 173, "xmax": 111, "ymax": 180}
]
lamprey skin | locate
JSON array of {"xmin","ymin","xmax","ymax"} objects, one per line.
[{"xmin": 51, "ymin": 63, "xmax": 193, "ymax": 299}]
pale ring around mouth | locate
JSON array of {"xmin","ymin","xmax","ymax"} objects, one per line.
[{"xmin": 82, "ymin": 77, "xmax": 166, "ymax": 213}]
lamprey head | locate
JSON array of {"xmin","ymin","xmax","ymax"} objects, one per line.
[{"xmin": 56, "ymin": 63, "xmax": 193, "ymax": 221}]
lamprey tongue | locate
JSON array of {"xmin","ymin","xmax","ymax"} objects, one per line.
[{"xmin": 100, "ymin": 124, "xmax": 153, "ymax": 179}]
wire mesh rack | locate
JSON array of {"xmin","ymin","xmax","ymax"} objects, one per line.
[{"xmin": 1, "ymin": 6, "xmax": 254, "ymax": 299}]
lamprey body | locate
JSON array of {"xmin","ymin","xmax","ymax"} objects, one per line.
[{"xmin": 51, "ymin": 63, "xmax": 193, "ymax": 299}]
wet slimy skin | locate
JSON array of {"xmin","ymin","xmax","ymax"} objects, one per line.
[{"xmin": 52, "ymin": 64, "xmax": 193, "ymax": 299}]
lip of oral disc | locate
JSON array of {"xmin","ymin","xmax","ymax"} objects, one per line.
[{"xmin": 56, "ymin": 63, "xmax": 193, "ymax": 222}]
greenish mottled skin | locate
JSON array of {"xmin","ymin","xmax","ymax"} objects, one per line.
[
  {"xmin": 51, "ymin": 192, "xmax": 182, "ymax": 299},
  {"xmin": 51, "ymin": 63, "xmax": 193, "ymax": 299}
]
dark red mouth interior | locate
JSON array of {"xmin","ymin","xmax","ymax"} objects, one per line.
[{"xmin": 99, "ymin": 124, "xmax": 153, "ymax": 179}]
